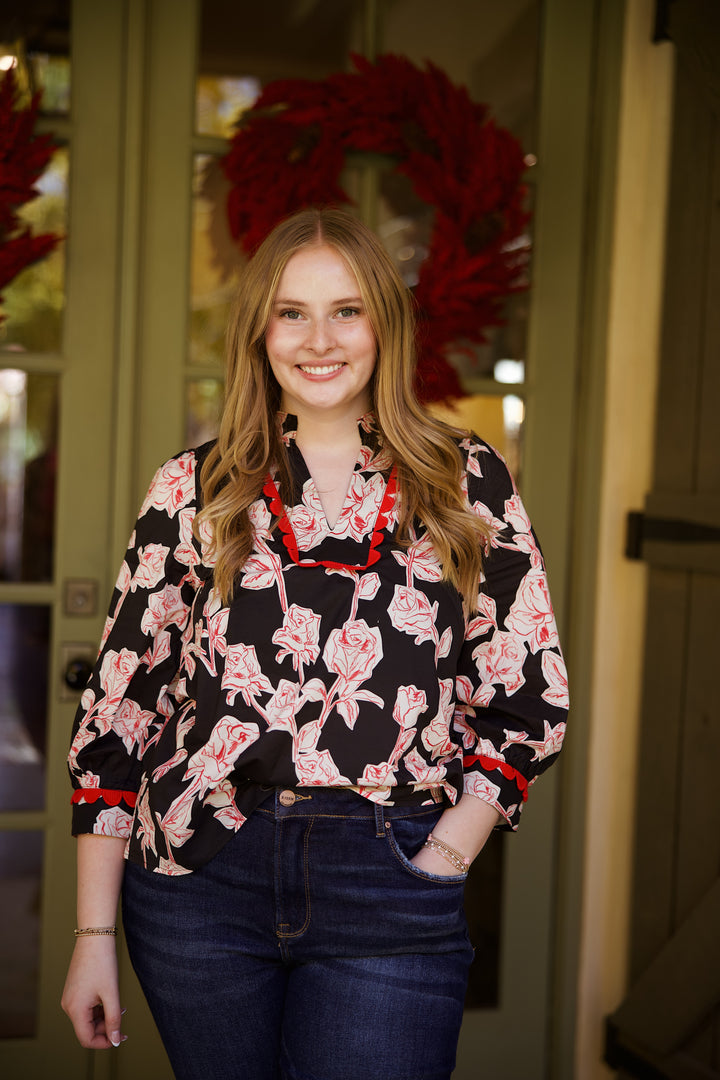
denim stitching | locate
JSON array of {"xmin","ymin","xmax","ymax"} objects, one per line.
[
  {"xmin": 384, "ymin": 821, "xmax": 468, "ymax": 885},
  {"xmin": 276, "ymin": 819, "xmax": 313, "ymax": 941}
]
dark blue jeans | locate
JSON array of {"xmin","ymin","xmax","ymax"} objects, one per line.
[{"xmin": 121, "ymin": 788, "xmax": 474, "ymax": 1080}]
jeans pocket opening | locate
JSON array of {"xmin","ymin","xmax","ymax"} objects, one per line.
[{"xmin": 384, "ymin": 821, "xmax": 468, "ymax": 885}]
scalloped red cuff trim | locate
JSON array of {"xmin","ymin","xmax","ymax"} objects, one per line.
[
  {"xmin": 263, "ymin": 466, "xmax": 397, "ymax": 572},
  {"xmin": 463, "ymin": 754, "xmax": 529, "ymax": 801},
  {"xmin": 71, "ymin": 788, "xmax": 137, "ymax": 809}
]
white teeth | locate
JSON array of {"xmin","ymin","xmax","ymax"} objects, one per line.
[{"xmin": 299, "ymin": 363, "xmax": 344, "ymax": 375}]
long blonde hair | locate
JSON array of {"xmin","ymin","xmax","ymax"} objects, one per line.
[{"xmin": 196, "ymin": 207, "xmax": 493, "ymax": 611}]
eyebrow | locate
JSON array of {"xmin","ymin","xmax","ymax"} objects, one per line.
[{"xmin": 273, "ymin": 296, "xmax": 364, "ymax": 307}]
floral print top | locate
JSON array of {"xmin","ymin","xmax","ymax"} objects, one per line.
[{"xmin": 68, "ymin": 414, "xmax": 568, "ymax": 875}]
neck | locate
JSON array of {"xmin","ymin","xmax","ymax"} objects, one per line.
[{"xmin": 290, "ymin": 409, "xmax": 367, "ymax": 454}]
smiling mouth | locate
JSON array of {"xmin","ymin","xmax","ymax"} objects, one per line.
[{"xmin": 298, "ymin": 363, "xmax": 345, "ymax": 375}]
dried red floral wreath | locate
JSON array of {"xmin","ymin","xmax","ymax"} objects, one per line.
[
  {"xmin": 222, "ymin": 53, "xmax": 530, "ymax": 402},
  {"xmin": 0, "ymin": 68, "xmax": 60, "ymax": 322}
]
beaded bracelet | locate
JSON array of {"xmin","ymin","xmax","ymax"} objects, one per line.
[
  {"xmin": 74, "ymin": 926, "xmax": 117, "ymax": 938},
  {"xmin": 424, "ymin": 835, "xmax": 471, "ymax": 873}
]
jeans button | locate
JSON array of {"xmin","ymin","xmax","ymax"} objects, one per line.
[{"xmin": 279, "ymin": 790, "xmax": 296, "ymax": 807}]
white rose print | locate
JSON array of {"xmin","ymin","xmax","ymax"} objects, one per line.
[
  {"xmin": 505, "ymin": 570, "xmax": 560, "ymax": 654},
  {"xmin": 139, "ymin": 454, "xmax": 195, "ymax": 518},
  {"xmin": 273, "ymin": 604, "xmax": 322, "ymax": 677},
  {"xmin": 472, "ymin": 630, "xmax": 527, "ymax": 696},
  {"xmin": 222, "ymin": 643, "xmax": 274, "ymax": 708},
  {"xmin": 541, "ymin": 650, "xmax": 569, "ymax": 709},
  {"xmin": 387, "ymin": 584, "xmax": 438, "ymax": 646},
  {"xmin": 94, "ymin": 806, "xmax": 133, "ymax": 838},
  {"xmin": 302, "ymin": 619, "xmax": 384, "ymax": 731}
]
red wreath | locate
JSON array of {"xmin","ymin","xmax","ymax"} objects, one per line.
[
  {"xmin": 0, "ymin": 67, "xmax": 60, "ymax": 323},
  {"xmin": 222, "ymin": 54, "xmax": 530, "ymax": 402}
]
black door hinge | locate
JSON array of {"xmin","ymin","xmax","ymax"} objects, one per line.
[{"xmin": 625, "ymin": 511, "xmax": 720, "ymax": 560}]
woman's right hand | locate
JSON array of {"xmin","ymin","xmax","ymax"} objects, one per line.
[{"xmin": 61, "ymin": 935, "xmax": 126, "ymax": 1049}]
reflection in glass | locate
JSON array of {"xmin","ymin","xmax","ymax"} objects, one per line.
[
  {"xmin": 190, "ymin": 155, "xmax": 243, "ymax": 369},
  {"xmin": 186, "ymin": 378, "xmax": 224, "ymax": 448},
  {"xmin": 383, "ymin": 0, "xmax": 540, "ymax": 150},
  {"xmin": 0, "ymin": 0, "xmax": 71, "ymax": 115},
  {"xmin": 0, "ymin": 605, "xmax": 49, "ymax": 812},
  {"xmin": 197, "ymin": 0, "xmax": 363, "ymax": 136},
  {"xmin": 431, "ymin": 392, "xmax": 524, "ymax": 482},
  {"xmin": 0, "ymin": 371, "xmax": 58, "ymax": 582},
  {"xmin": 0, "ymin": 831, "xmax": 44, "ymax": 1037},
  {"xmin": 196, "ymin": 75, "xmax": 260, "ymax": 138},
  {"xmin": 0, "ymin": 147, "xmax": 68, "ymax": 353},
  {"xmin": 29, "ymin": 51, "xmax": 71, "ymax": 114}
]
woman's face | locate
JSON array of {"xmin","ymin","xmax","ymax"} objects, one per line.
[{"xmin": 264, "ymin": 244, "xmax": 377, "ymax": 422}]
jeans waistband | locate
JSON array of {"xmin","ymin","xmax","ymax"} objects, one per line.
[{"xmin": 255, "ymin": 786, "xmax": 446, "ymax": 825}]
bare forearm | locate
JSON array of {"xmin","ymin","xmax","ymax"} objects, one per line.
[
  {"xmin": 411, "ymin": 793, "xmax": 500, "ymax": 876},
  {"xmin": 62, "ymin": 835, "xmax": 128, "ymax": 1050},
  {"xmin": 76, "ymin": 834, "xmax": 127, "ymax": 926},
  {"xmin": 431, "ymin": 793, "xmax": 500, "ymax": 860}
]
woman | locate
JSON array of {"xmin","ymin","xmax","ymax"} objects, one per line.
[{"xmin": 62, "ymin": 207, "xmax": 567, "ymax": 1080}]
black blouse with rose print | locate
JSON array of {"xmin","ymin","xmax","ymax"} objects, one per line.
[{"xmin": 68, "ymin": 413, "xmax": 568, "ymax": 875}]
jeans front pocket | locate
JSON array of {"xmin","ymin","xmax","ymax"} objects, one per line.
[{"xmin": 384, "ymin": 812, "xmax": 469, "ymax": 885}]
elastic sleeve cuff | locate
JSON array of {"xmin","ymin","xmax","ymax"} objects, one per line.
[
  {"xmin": 463, "ymin": 755, "xmax": 530, "ymax": 830},
  {"xmin": 70, "ymin": 789, "xmax": 136, "ymax": 838}
]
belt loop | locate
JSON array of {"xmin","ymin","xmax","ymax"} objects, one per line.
[{"xmin": 374, "ymin": 802, "xmax": 385, "ymax": 837}]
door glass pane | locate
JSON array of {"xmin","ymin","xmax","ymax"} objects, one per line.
[
  {"xmin": 0, "ymin": 831, "xmax": 44, "ymax": 1037},
  {"xmin": 0, "ymin": 0, "xmax": 71, "ymax": 116},
  {"xmin": 196, "ymin": 75, "xmax": 260, "ymax": 139},
  {"xmin": 191, "ymin": 154, "xmax": 243, "ymax": 369},
  {"xmin": 0, "ymin": 371, "xmax": 59, "ymax": 583},
  {"xmin": 383, "ymin": 0, "xmax": 539, "ymax": 149},
  {"xmin": 0, "ymin": 604, "xmax": 50, "ymax": 812},
  {"xmin": 431, "ymin": 392, "xmax": 525, "ymax": 483},
  {"xmin": 0, "ymin": 147, "xmax": 68, "ymax": 354},
  {"xmin": 196, "ymin": 0, "xmax": 364, "ymax": 136},
  {"xmin": 186, "ymin": 377, "xmax": 224, "ymax": 448}
]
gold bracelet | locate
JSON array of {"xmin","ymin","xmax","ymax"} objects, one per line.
[
  {"xmin": 74, "ymin": 926, "xmax": 117, "ymax": 938},
  {"xmin": 424, "ymin": 835, "xmax": 471, "ymax": 873}
]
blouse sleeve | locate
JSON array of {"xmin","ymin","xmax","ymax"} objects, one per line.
[
  {"xmin": 67, "ymin": 449, "xmax": 203, "ymax": 839},
  {"xmin": 454, "ymin": 439, "xmax": 568, "ymax": 829}
]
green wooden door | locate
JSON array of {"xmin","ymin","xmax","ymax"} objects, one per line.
[
  {"xmin": 0, "ymin": 1, "xmax": 598, "ymax": 1076},
  {"xmin": 0, "ymin": 2, "xmax": 142, "ymax": 1075}
]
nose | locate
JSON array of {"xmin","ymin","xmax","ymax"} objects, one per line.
[{"xmin": 305, "ymin": 318, "xmax": 335, "ymax": 354}]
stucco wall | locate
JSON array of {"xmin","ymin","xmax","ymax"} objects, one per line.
[{"xmin": 575, "ymin": 3, "xmax": 674, "ymax": 1076}]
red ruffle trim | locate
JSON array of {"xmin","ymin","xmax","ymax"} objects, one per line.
[
  {"xmin": 71, "ymin": 788, "xmax": 137, "ymax": 809},
  {"xmin": 463, "ymin": 754, "xmax": 529, "ymax": 802},
  {"xmin": 263, "ymin": 466, "xmax": 398, "ymax": 571}
]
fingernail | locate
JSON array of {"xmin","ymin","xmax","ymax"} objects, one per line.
[{"xmin": 110, "ymin": 1032, "xmax": 121, "ymax": 1047}]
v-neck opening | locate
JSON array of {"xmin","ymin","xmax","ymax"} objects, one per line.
[
  {"xmin": 266, "ymin": 412, "xmax": 396, "ymax": 570},
  {"xmin": 280, "ymin": 410, "xmax": 386, "ymax": 534},
  {"xmin": 303, "ymin": 448, "xmax": 365, "ymax": 535},
  {"xmin": 262, "ymin": 465, "xmax": 398, "ymax": 572}
]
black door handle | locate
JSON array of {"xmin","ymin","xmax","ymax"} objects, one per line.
[{"xmin": 64, "ymin": 657, "xmax": 93, "ymax": 691}]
